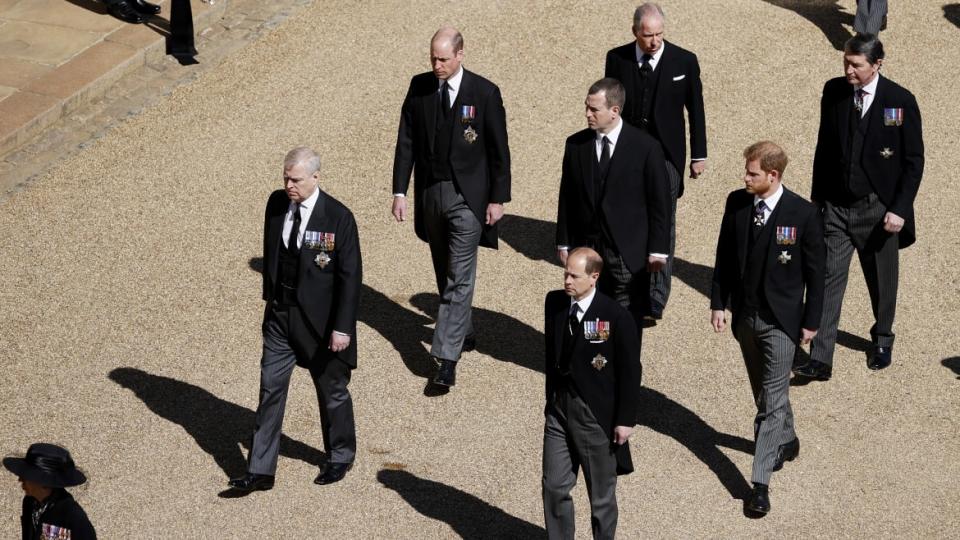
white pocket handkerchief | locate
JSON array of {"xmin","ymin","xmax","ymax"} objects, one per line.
[{"xmin": 672, "ymin": 74, "xmax": 685, "ymax": 81}]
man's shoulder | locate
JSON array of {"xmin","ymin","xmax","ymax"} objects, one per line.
[
  {"xmin": 877, "ymin": 76, "xmax": 918, "ymax": 104},
  {"xmin": 566, "ymin": 128, "xmax": 595, "ymax": 146},
  {"xmin": 267, "ymin": 189, "xmax": 289, "ymax": 210},
  {"xmin": 779, "ymin": 188, "xmax": 818, "ymax": 215},
  {"xmin": 463, "ymin": 69, "xmax": 501, "ymax": 94},
  {"xmin": 319, "ymin": 190, "xmax": 355, "ymax": 221},
  {"xmin": 663, "ymin": 40, "xmax": 698, "ymax": 62},
  {"xmin": 823, "ymin": 76, "xmax": 850, "ymax": 94},
  {"xmin": 620, "ymin": 122, "xmax": 659, "ymax": 147},
  {"xmin": 723, "ymin": 188, "xmax": 752, "ymax": 212},
  {"xmin": 546, "ymin": 290, "xmax": 570, "ymax": 312},
  {"xmin": 606, "ymin": 42, "xmax": 635, "ymax": 61}
]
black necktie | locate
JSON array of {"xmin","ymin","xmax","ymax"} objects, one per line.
[
  {"xmin": 568, "ymin": 303, "xmax": 580, "ymax": 336},
  {"xmin": 287, "ymin": 204, "xmax": 301, "ymax": 252},
  {"xmin": 599, "ymin": 136, "xmax": 611, "ymax": 174},
  {"xmin": 441, "ymin": 81, "xmax": 451, "ymax": 118},
  {"xmin": 639, "ymin": 53, "xmax": 652, "ymax": 77}
]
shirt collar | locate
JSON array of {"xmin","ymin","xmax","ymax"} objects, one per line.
[
  {"xmin": 596, "ymin": 117, "xmax": 624, "ymax": 145},
  {"xmin": 755, "ymin": 183, "xmax": 784, "ymax": 211},
  {"xmin": 292, "ymin": 187, "xmax": 320, "ymax": 212},
  {"xmin": 571, "ymin": 287, "xmax": 597, "ymax": 314},
  {"xmin": 440, "ymin": 66, "xmax": 464, "ymax": 91},
  {"xmin": 857, "ymin": 73, "xmax": 880, "ymax": 95},
  {"xmin": 634, "ymin": 41, "xmax": 666, "ymax": 64}
]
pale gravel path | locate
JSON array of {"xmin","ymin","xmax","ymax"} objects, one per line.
[{"xmin": 1, "ymin": 1, "xmax": 958, "ymax": 538}]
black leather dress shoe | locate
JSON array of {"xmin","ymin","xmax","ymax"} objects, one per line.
[
  {"xmin": 462, "ymin": 335, "xmax": 476, "ymax": 353},
  {"xmin": 227, "ymin": 473, "xmax": 274, "ymax": 492},
  {"xmin": 107, "ymin": 0, "xmax": 146, "ymax": 23},
  {"xmin": 131, "ymin": 0, "xmax": 162, "ymax": 14},
  {"xmin": 314, "ymin": 462, "xmax": 352, "ymax": 485},
  {"xmin": 772, "ymin": 437, "xmax": 799, "ymax": 472},
  {"xmin": 433, "ymin": 358, "xmax": 457, "ymax": 387},
  {"xmin": 745, "ymin": 483, "xmax": 770, "ymax": 514},
  {"xmin": 793, "ymin": 360, "xmax": 832, "ymax": 381},
  {"xmin": 868, "ymin": 346, "xmax": 892, "ymax": 370}
]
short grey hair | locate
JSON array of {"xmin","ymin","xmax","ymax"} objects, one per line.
[
  {"xmin": 284, "ymin": 146, "xmax": 321, "ymax": 175},
  {"xmin": 633, "ymin": 2, "xmax": 665, "ymax": 27}
]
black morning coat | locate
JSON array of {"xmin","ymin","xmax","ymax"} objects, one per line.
[
  {"xmin": 710, "ymin": 187, "xmax": 826, "ymax": 342},
  {"xmin": 262, "ymin": 189, "xmax": 362, "ymax": 367},
  {"xmin": 545, "ymin": 289, "xmax": 642, "ymax": 474}
]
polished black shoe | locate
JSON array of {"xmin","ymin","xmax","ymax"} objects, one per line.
[
  {"xmin": 868, "ymin": 346, "xmax": 892, "ymax": 371},
  {"xmin": 792, "ymin": 347, "xmax": 811, "ymax": 370},
  {"xmin": 227, "ymin": 473, "xmax": 274, "ymax": 492},
  {"xmin": 772, "ymin": 438, "xmax": 800, "ymax": 472},
  {"xmin": 462, "ymin": 335, "xmax": 477, "ymax": 353},
  {"xmin": 131, "ymin": 0, "xmax": 162, "ymax": 14},
  {"xmin": 433, "ymin": 358, "xmax": 457, "ymax": 387},
  {"xmin": 793, "ymin": 360, "xmax": 832, "ymax": 381},
  {"xmin": 107, "ymin": 0, "xmax": 146, "ymax": 23},
  {"xmin": 313, "ymin": 462, "xmax": 352, "ymax": 485},
  {"xmin": 745, "ymin": 483, "xmax": 770, "ymax": 514}
]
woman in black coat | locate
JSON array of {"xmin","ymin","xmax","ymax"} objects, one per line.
[{"xmin": 4, "ymin": 443, "xmax": 96, "ymax": 540}]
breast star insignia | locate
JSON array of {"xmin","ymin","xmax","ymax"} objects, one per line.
[
  {"xmin": 880, "ymin": 147, "xmax": 894, "ymax": 159},
  {"xmin": 778, "ymin": 250, "xmax": 792, "ymax": 264}
]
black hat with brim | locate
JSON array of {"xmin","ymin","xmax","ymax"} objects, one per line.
[{"xmin": 3, "ymin": 443, "xmax": 86, "ymax": 488}]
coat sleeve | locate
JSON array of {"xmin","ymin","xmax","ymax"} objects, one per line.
[
  {"xmin": 644, "ymin": 143, "xmax": 672, "ymax": 254},
  {"xmin": 392, "ymin": 80, "xmax": 416, "ymax": 195},
  {"xmin": 556, "ymin": 141, "xmax": 573, "ymax": 247},
  {"xmin": 889, "ymin": 91, "xmax": 924, "ymax": 219},
  {"xmin": 710, "ymin": 193, "xmax": 735, "ymax": 311},
  {"xmin": 333, "ymin": 210, "xmax": 362, "ymax": 335},
  {"xmin": 613, "ymin": 307, "xmax": 642, "ymax": 428},
  {"xmin": 800, "ymin": 205, "xmax": 826, "ymax": 330},
  {"xmin": 686, "ymin": 53, "xmax": 708, "ymax": 160},
  {"xmin": 811, "ymin": 82, "xmax": 834, "ymax": 205},
  {"xmin": 484, "ymin": 85, "xmax": 512, "ymax": 204}
]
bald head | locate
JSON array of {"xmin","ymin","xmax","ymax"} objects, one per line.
[{"xmin": 430, "ymin": 26, "xmax": 465, "ymax": 80}]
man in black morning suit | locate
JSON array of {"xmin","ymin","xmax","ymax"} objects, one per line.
[
  {"xmin": 711, "ymin": 142, "xmax": 825, "ymax": 515},
  {"xmin": 229, "ymin": 147, "xmax": 362, "ymax": 491},
  {"xmin": 604, "ymin": 2, "xmax": 707, "ymax": 321},
  {"xmin": 795, "ymin": 33, "xmax": 924, "ymax": 381},
  {"xmin": 543, "ymin": 248, "xmax": 641, "ymax": 540},
  {"xmin": 392, "ymin": 26, "xmax": 511, "ymax": 388},
  {"xmin": 556, "ymin": 77, "xmax": 671, "ymax": 338}
]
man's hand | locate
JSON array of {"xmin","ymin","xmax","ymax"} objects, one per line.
[
  {"xmin": 690, "ymin": 160, "xmax": 707, "ymax": 179},
  {"xmin": 392, "ymin": 196, "xmax": 407, "ymax": 222},
  {"xmin": 557, "ymin": 248, "xmax": 569, "ymax": 266},
  {"xmin": 883, "ymin": 211, "xmax": 905, "ymax": 233},
  {"xmin": 800, "ymin": 328, "xmax": 817, "ymax": 345},
  {"xmin": 711, "ymin": 310, "xmax": 726, "ymax": 333},
  {"xmin": 486, "ymin": 203, "xmax": 505, "ymax": 226},
  {"xmin": 613, "ymin": 425, "xmax": 634, "ymax": 445},
  {"xmin": 647, "ymin": 255, "xmax": 667, "ymax": 273},
  {"xmin": 329, "ymin": 333, "xmax": 351, "ymax": 352}
]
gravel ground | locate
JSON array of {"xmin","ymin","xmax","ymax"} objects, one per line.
[{"xmin": 1, "ymin": 1, "xmax": 958, "ymax": 537}]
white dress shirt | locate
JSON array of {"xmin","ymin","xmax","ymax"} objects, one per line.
[
  {"xmin": 634, "ymin": 41, "xmax": 666, "ymax": 70},
  {"xmin": 754, "ymin": 183, "xmax": 784, "ymax": 220},
  {"xmin": 595, "ymin": 117, "xmax": 624, "ymax": 160},
  {"xmin": 855, "ymin": 73, "xmax": 880, "ymax": 118},
  {"xmin": 570, "ymin": 287, "xmax": 598, "ymax": 321},
  {"xmin": 281, "ymin": 187, "xmax": 319, "ymax": 249}
]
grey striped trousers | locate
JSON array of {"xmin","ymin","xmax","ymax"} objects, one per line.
[
  {"xmin": 736, "ymin": 309, "xmax": 796, "ymax": 486},
  {"xmin": 811, "ymin": 195, "xmax": 898, "ymax": 366},
  {"xmin": 854, "ymin": 0, "xmax": 888, "ymax": 34}
]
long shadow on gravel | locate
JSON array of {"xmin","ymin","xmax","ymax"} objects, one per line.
[
  {"xmin": 638, "ymin": 387, "xmax": 753, "ymax": 500},
  {"xmin": 249, "ymin": 257, "xmax": 543, "ymax": 378},
  {"xmin": 498, "ymin": 214, "xmax": 559, "ymax": 266},
  {"xmin": 946, "ymin": 4, "xmax": 960, "ymax": 29},
  {"xmin": 942, "ymin": 357, "xmax": 960, "ymax": 379},
  {"xmin": 378, "ymin": 469, "xmax": 546, "ymax": 538},
  {"xmin": 109, "ymin": 367, "xmax": 325, "ymax": 479},
  {"xmin": 761, "ymin": 0, "xmax": 854, "ymax": 50}
]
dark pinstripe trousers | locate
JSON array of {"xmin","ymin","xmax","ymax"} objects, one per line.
[
  {"xmin": 598, "ymin": 243, "xmax": 647, "ymax": 340},
  {"xmin": 649, "ymin": 161, "xmax": 680, "ymax": 315},
  {"xmin": 248, "ymin": 304, "xmax": 356, "ymax": 475},
  {"xmin": 854, "ymin": 0, "xmax": 888, "ymax": 34},
  {"xmin": 811, "ymin": 195, "xmax": 898, "ymax": 366},
  {"xmin": 736, "ymin": 309, "xmax": 796, "ymax": 486},
  {"xmin": 542, "ymin": 387, "xmax": 618, "ymax": 540}
]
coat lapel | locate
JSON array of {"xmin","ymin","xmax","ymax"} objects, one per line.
[
  {"xmin": 298, "ymin": 191, "xmax": 328, "ymax": 273},
  {"xmin": 424, "ymin": 78, "xmax": 438, "ymax": 151},
  {"xmin": 735, "ymin": 199, "xmax": 751, "ymax": 275}
]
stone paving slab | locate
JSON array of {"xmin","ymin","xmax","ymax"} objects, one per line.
[{"xmin": 0, "ymin": 0, "xmax": 227, "ymax": 159}]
